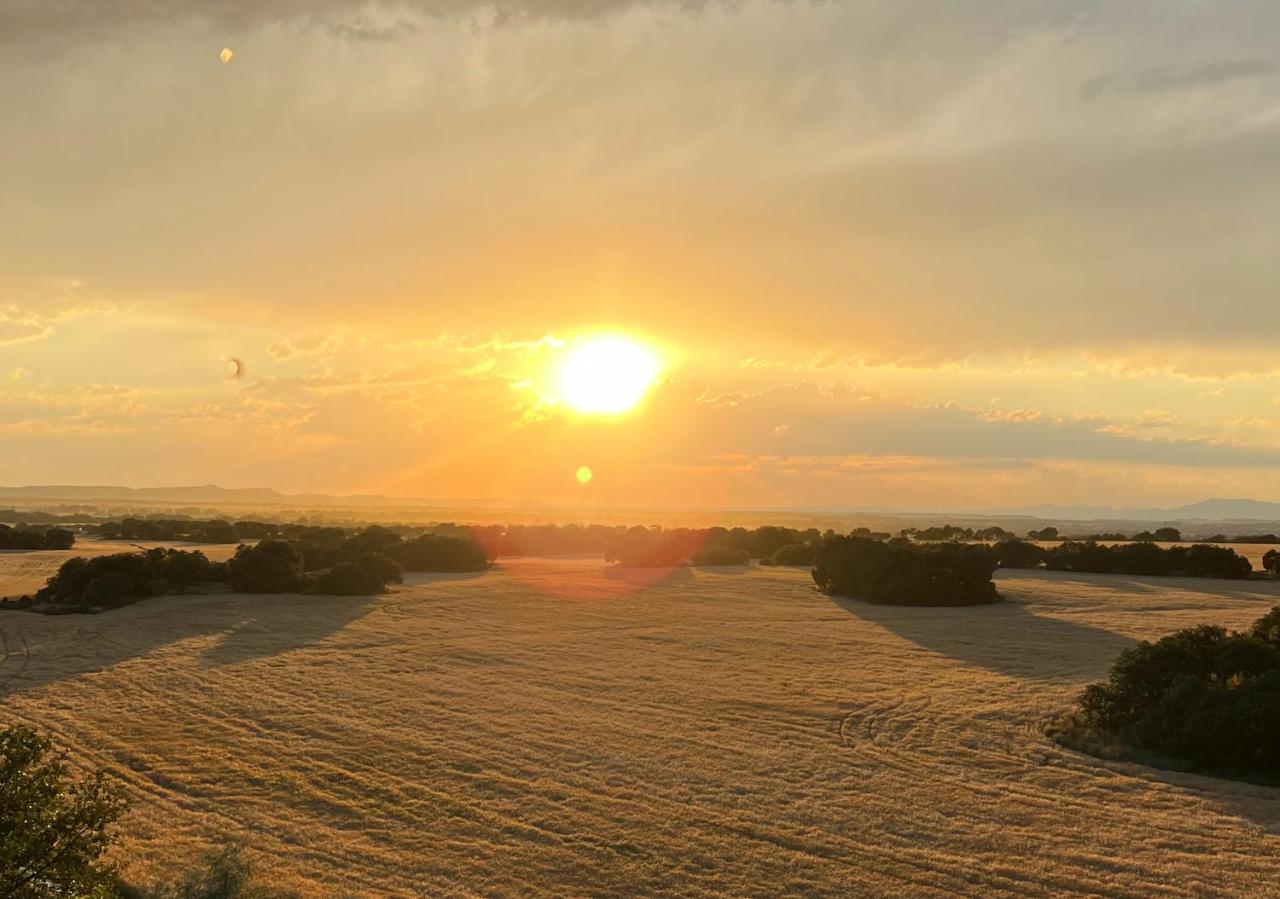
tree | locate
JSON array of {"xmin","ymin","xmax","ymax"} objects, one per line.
[
  {"xmin": 1027, "ymin": 527, "xmax": 1059, "ymax": 541},
  {"xmin": 43, "ymin": 527, "xmax": 76, "ymax": 550},
  {"xmin": 1152, "ymin": 527, "xmax": 1182, "ymax": 542},
  {"xmin": 227, "ymin": 541, "xmax": 306, "ymax": 593},
  {"xmin": 1264, "ymin": 550, "xmax": 1280, "ymax": 576},
  {"xmin": 0, "ymin": 726, "xmax": 126, "ymax": 898}
]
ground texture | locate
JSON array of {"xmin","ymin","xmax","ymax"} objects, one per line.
[{"xmin": 2, "ymin": 553, "xmax": 1279, "ymax": 897}]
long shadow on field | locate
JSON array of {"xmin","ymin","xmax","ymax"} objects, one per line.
[
  {"xmin": 830, "ymin": 595, "xmax": 1135, "ymax": 682},
  {"xmin": 401, "ymin": 569, "xmax": 491, "ymax": 587},
  {"xmin": 0, "ymin": 592, "xmax": 381, "ymax": 697},
  {"xmin": 1001, "ymin": 568, "xmax": 1280, "ymax": 602},
  {"xmin": 200, "ymin": 593, "xmax": 377, "ymax": 668}
]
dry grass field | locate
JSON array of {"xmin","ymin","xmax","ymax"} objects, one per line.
[{"xmin": 2, "ymin": 552, "xmax": 1280, "ymax": 896}]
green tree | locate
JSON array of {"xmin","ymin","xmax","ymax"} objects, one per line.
[{"xmin": 0, "ymin": 726, "xmax": 126, "ymax": 898}]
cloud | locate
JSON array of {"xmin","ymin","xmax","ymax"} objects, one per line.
[
  {"xmin": 1082, "ymin": 59, "xmax": 1274, "ymax": 99},
  {"xmin": 0, "ymin": 0, "xmax": 724, "ymax": 42}
]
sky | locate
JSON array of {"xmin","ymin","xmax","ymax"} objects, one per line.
[{"xmin": 3, "ymin": 0, "xmax": 1280, "ymax": 511}]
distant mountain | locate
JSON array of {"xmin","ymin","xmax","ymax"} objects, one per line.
[{"xmin": 1001, "ymin": 497, "xmax": 1280, "ymax": 523}]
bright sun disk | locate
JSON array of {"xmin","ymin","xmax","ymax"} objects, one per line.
[{"xmin": 556, "ymin": 337, "xmax": 661, "ymax": 415}]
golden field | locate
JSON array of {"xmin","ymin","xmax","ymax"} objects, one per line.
[{"xmin": 2, "ymin": 551, "xmax": 1279, "ymax": 896}]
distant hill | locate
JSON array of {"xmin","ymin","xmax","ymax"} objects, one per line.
[{"xmin": 1001, "ymin": 497, "xmax": 1280, "ymax": 523}]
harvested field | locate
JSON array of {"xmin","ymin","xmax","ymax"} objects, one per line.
[{"xmin": 2, "ymin": 558, "xmax": 1278, "ymax": 896}]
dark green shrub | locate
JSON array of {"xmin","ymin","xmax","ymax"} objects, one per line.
[
  {"xmin": 82, "ymin": 571, "xmax": 139, "ymax": 609},
  {"xmin": 390, "ymin": 535, "xmax": 489, "ymax": 572},
  {"xmin": 44, "ymin": 526, "xmax": 76, "ymax": 550},
  {"xmin": 993, "ymin": 539, "xmax": 1044, "ymax": 569},
  {"xmin": 310, "ymin": 553, "xmax": 403, "ymax": 595},
  {"xmin": 1075, "ymin": 609, "xmax": 1280, "ymax": 779},
  {"xmin": 769, "ymin": 543, "xmax": 818, "ymax": 567},
  {"xmin": 227, "ymin": 541, "xmax": 306, "ymax": 593},
  {"xmin": 812, "ymin": 536, "xmax": 999, "ymax": 607},
  {"xmin": 690, "ymin": 547, "xmax": 751, "ymax": 566}
]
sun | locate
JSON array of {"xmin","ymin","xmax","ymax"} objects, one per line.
[{"xmin": 556, "ymin": 336, "xmax": 661, "ymax": 415}]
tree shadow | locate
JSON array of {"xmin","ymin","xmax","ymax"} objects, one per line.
[
  {"xmin": 691, "ymin": 565, "xmax": 753, "ymax": 576},
  {"xmin": 604, "ymin": 565, "xmax": 695, "ymax": 584},
  {"xmin": 199, "ymin": 593, "xmax": 377, "ymax": 668},
  {"xmin": 1001, "ymin": 568, "xmax": 1280, "ymax": 602},
  {"xmin": 829, "ymin": 594, "xmax": 1135, "ymax": 682},
  {"xmin": 401, "ymin": 569, "xmax": 491, "ymax": 587},
  {"xmin": 0, "ymin": 591, "xmax": 378, "ymax": 696}
]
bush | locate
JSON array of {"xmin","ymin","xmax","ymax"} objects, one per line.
[
  {"xmin": 35, "ymin": 548, "xmax": 227, "ymax": 611},
  {"xmin": 812, "ymin": 536, "xmax": 1000, "ymax": 607},
  {"xmin": 310, "ymin": 553, "xmax": 403, "ymax": 596},
  {"xmin": 690, "ymin": 547, "xmax": 751, "ymax": 566},
  {"xmin": 227, "ymin": 541, "xmax": 306, "ymax": 593},
  {"xmin": 151, "ymin": 839, "xmax": 299, "ymax": 899},
  {"xmin": 0, "ymin": 523, "xmax": 76, "ymax": 550},
  {"xmin": 604, "ymin": 528, "xmax": 701, "ymax": 567},
  {"xmin": 0, "ymin": 726, "xmax": 126, "ymax": 897},
  {"xmin": 993, "ymin": 539, "xmax": 1044, "ymax": 569},
  {"xmin": 388, "ymin": 534, "xmax": 489, "ymax": 573},
  {"xmin": 768, "ymin": 543, "xmax": 818, "ymax": 567},
  {"xmin": 1073, "ymin": 608, "xmax": 1280, "ymax": 780}
]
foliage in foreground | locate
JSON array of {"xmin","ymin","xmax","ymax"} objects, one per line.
[
  {"xmin": 1, "ymin": 725, "xmax": 297, "ymax": 898},
  {"xmin": 1069, "ymin": 607, "xmax": 1280, "ymax": 780},
  {"xmin": 0, "ymin": 725, "xmax": 126, "ymax": 898},
  {"xmin": 812, "ymin": 536, "xmax": 1000, "ymax": 607}
]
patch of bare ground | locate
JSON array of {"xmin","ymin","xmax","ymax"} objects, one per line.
[{"xmin": 1, "ymin": 558, "xmax": 1278, "ymax": 896}]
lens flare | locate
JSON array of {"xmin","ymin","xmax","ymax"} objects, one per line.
[
  {"xmin": 576, "ymin": 466, "xmax": 593, "ymax": 484},
  {"xmin": 219, "ymin": 48, "xmax": 235, "ymax": 63}
]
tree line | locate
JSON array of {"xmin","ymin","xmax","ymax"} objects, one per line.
[
  {"xmin": 4, "ymin": 527, "xmax": 491, "ymax": 614},
  {"xmin": 995, "ymin": 539, "xmax": 1253, "ymax": 579},
  {"xmin": 0, "ymin": 523, "xmax": 75, "ymax": 550}
]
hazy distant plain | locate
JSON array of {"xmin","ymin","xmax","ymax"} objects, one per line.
[{"xmin": 2, "ymin": 553, "xmax": 1279, "ymax": 896}]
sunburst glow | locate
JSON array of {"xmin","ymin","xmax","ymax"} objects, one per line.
[{"xmin": 556, "ymin": 336, "xmax": 661, "ymax": 415}]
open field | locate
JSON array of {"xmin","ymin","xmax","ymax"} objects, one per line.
[{"xmin": 2, "ymin": 557, "xmax": 1279, "ymax": 896}]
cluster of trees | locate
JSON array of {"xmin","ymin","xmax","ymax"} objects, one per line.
[
  {"xmin": 760, "ymin": 542, "xmax": 819, "ymax": 567},
  {"xmin": 1, "ymin": 725, "xmax": 292, "ymax": 898},
  {"xmin": 994, "ymin": 539, "xmax": 1253, "ymax": 579},
  {"xmin": 903, "ymin": 525, "xmax": 1016, "ymax": 542},
  {"xmin": 601, "ymin": 524, "xmax": 824, "ymax": 567},
  {"xmin": 226, "ymin": 541, "xmax": 404, "ymax": 596},
  {"xmin": 0, "ymin": 523, "xmax": 75, "ymax": 550},
  {"xmin": 10, "ymin": 527, "xmax": 493, "ymax": 613},
  {"xmin": 98, "ymin": 517, "xmax": 352, "ymax": 544},
  {"xmin": 812, "ymin": 536, "xmax": 1000, "ymax": 607},
  {"xmin": 1216, "ymin": 533, "xmax": 1280, "ymax": 544},
  {"xmin": 1072, "ymin": 608, "xmax": 1280, "ymax": 780},
  {"xmin": 24, "ymin": 548, "xmax": 229, "ymax": 611}
]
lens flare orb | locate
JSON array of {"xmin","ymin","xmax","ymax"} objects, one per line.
[{"xmin": 576, "ymin": 466, "xmax": 593, "ymax": 484}]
